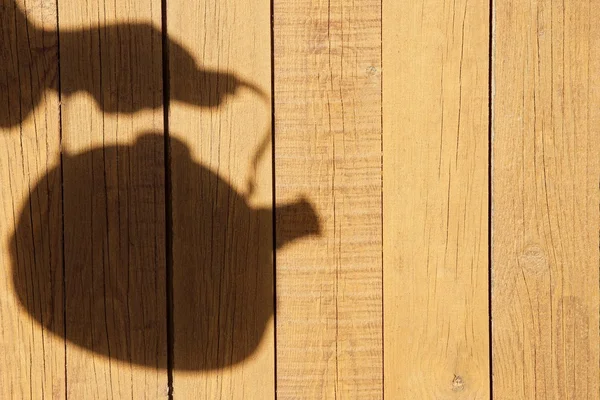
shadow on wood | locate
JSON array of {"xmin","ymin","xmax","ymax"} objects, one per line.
[
  {"xmin": 0, "ymin": 1, "xmax": 265, "ymax": 128},
  {"xmin": 9, "ymin": 133, "xmax": 321, "ymax": 370}
]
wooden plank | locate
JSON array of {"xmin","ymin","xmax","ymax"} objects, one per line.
[
  {"xmin": 273, "ymin": 0, "xmax": 383, "ymax": 398},
  {"xmin": 492, "ymin": 0, "xmax": 600, "ymax": 397},
  {"xmin": 57, "ymin": 0, "xmax": 168, "ymax": 397},
  {"xmin": 166, "ymin": 0, "xmax": 273, "ymax": 397},
  {"xmin": 0, "ymin": 1, "xmax": 64, "ymax": 398},
  {"xmin": 382, "ymin": 0, "xmax": 490, "ymax": 397}
]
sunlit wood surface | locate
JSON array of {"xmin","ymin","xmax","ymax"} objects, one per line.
[
  {"xmin": 383, "ymin": 0, "xmax": 490, "ymax": 397},
  {"xmin": 1, "ymin": 0, "xmax": 599, "ymax": 398}
]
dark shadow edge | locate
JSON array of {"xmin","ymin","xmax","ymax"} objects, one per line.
[
  {"xmin": 488, "ymin": 0, "xmax": 494, "ymax": 397},
  {"xmin": 270, "ymin": 0, "xmax": 278, "ymax": 398},
  {"xmin": 161, "ymin": 0, "xmax": 174, "ymax": 397}
]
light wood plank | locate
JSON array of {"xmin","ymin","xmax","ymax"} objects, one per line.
[
  {"xmin": 383, "ymin": 0, "xmax": 490, "ymax": 397},
  {"xmin": 492, "ymin": 0, "xmax": 600, "ymax": 397},
  {"xmin": 0, "ymin": 1, "xmax": 64, "ymax": 398},
  {"xmin": 167, "ymin": 0, "xmax": 273, "ymax": 397},
  {"xmin": 273, "ymin": 0, "xmax": 383, "ymax": 398},
  {"xmin": 58, "ymin": 0, "xmax": 168, "ymax": 397}
]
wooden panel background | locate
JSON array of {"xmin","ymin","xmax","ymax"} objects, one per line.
[
  {"xmin": 383, "ymin": 0, "xmax": 490, "ymax": 398},
  {"xmin": 58, "ymin": 0, "xmax": 167, "ymax": 396},
  {"xmin": 167, "ymin": 0, "xmax": 273, "ymax": 397},
  {"xmin": 273, "ymin": 0, "xmax": 383, "ymax": 398},
  {"xmin": 0, "ymin": 0, "xmax": 64, "ymax": 398},
  {"xmin": 1, "ymin": 0, "xmax": 599, "ymax": 399},
  {"xmin": 492, "ymin": 0, "xmax": 600, "ymax": 398}
]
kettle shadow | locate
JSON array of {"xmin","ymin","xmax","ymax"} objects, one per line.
[
  {"xmin": 9, "ymin": 133, "xmax": 321, "ymax": 370},
  {"xmin": 0, "ymin": 2, "xmax": 265, "ymax": 128}
]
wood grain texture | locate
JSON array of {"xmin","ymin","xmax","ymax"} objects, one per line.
[
  {"xmin": 5, "ymin": 0, "xmax": 599, "ymax": 398},
  {"xmin": 58, "ymin": 0, "xmax": 168, "ymax": 397},
  {"xmin": 383, "ymin": 0, "xmax": 489, "ymax": 397},
  {"xmin": 167, "ymin": 0, "xmax": 273, "ymax": 397},
  {"xmin": 0, "ymin": 1, "xmax": 64, "ymax": 398},
  {"xmin": 492, "ymin": 0, "xmax": 600, "ymax": 398},
  {"xmin": 273, "ymin": 0, "xmax": 383, "ymax": 398}
]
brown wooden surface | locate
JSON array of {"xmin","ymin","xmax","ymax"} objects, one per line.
[
  {"xmin": 492, "ymin": 0, "xmax": 600, "ymax": 397},
  {"xmin": 58, "ymin": 0, "xmax": 167, "ymax": 396},
  {"xmin": 273, "ymin": 0, "xmax": 383, "ymax": 398},
  {"xmin": 167, "ymin": 0, "xmax": 274, "ymax": 397},
  {"xmin": 2, "ymin": 0, "xmax": 600, "ymax": 398},
  {"xmin": 383, "ymin": 0, "xmax": 490, "ymax": 398},
  {"xmin": 0, "ymin": 1, "xmax": 64, "ymax": 398}
]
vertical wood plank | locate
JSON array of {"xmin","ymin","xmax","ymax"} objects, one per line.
[
  {"xmin": 492, "ymin": 0, "xmax": 600, "ymax": 397},
  {"xmin": 273, "ymin": 0, "xmax": 383, "ymax": 398},
  {"xmin": 0, "ymin": 0, "xmax": 64, "ymax": 398},
  {"xmin": 167, "ymin": 0, "xmax": 273, "ymax": 397},
  {"xmin": 383, "ymin": 0, "xmax": 490, "ymax": 397},
  {"xmin": 58, "ymin": 0, "xmax": 168, "ymax": 397}
]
